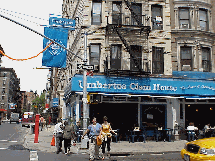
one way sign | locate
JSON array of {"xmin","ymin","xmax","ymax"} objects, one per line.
[{"xmin": 77, "ymin": 64, "xmax": 94, "ymax": 70}]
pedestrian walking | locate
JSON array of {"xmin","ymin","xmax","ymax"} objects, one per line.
[
  {"xmin": 82, "ymin": 117, "xmax": 102, "ymax": 161},
  {"xmin": 53, "ymin": 118, "xmax": 64, "ymax": 154},
  {"xmin": 100, "ymin": 116, "xmax": 116, "ymax": 160},
  {"xmin": 40, "ymin": 116, "xmax": 45, "ymax": 131},
  {"xmin": 63, "ymin": 121, "xmax": 76, "ymax": 155}
]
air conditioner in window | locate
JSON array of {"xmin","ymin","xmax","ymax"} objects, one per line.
[
  {"xmin": 200, "ymin": 26, "xmax": 206, "ymax": 30},
  {"xmin": 182, "ymin": 65, "xmax": 191, "ymax": 71},
  {"xmin": 181, "ymin": 24, "xmax": 189, "ymax": 29},
  {"xmin": 94, "ymin": 65, "xmax": 99, "ymax": 71}
]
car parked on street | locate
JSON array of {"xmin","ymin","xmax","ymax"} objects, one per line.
[
  {"xmin": 10, "ymin": 113, "xmax": 19, "ymax": 124},
  {"xmin": 181, "ymin": 137, "xmax": 215, "ymax": 161}
]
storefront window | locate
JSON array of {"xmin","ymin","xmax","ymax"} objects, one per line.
[{"xmin": 180, "ymin": 104, "xmax": 183, "ymax": 119}]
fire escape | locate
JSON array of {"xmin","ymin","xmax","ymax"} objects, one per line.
[{"xmin": 105, "ymin": 0, "xmax": 151, "ymax": 76}]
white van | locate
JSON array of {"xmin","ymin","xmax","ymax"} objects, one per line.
[{"xmin": 10, "ymin": 113, "xmax": 19, "ymax": 124}]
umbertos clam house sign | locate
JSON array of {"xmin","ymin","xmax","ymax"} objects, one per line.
[{"xmin": 71, "ymin": 75, "xmax": 215, "ymax": 97}]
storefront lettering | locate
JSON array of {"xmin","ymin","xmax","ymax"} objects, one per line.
[
  {"xmin": 153, "ymin": 84, "xmax": 177, "ymax": 92},
  {"xmin": 180, "ymin": 85, "xmax": 215, "ymax": 91},
  {"xmin": 130, "ymin": 83, "xmax": 151, "ymax": 90},
  {"xmin": 78, "ymin": 80, "xmax": 126, "ymax": 89},
  {"xmin": 78, "ymin": 80, "xmax": 178, "ymax": 92}
]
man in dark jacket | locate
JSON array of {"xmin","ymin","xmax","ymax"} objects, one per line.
[{"xmin": 63, "ymin": 121, "xmax": 76, "ymax": 155}]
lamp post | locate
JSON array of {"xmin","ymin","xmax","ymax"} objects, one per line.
[{"xmin": 81, "ymin": 31, "xmax": 89, "ymax": 148}]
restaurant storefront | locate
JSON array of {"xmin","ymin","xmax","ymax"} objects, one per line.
[{"xmin": 64, "ymin": 72, "xmax": 215, "ymax": 140}]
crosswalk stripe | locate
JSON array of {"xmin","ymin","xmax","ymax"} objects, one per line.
[
  {"xmin": 0, "ymin": 148, "xmax": 7, "ymax": 150},
  {"xmin": 0, "ymin": 140, "xmax": 18, "ymax": 142}
]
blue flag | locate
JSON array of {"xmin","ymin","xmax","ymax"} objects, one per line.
[{"xmin": 42, "ymin": 27, "xmax": 68, "ymax": 68}]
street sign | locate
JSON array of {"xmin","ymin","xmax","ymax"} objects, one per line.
[
  {"xmin": 9, "ymin": 103, "xmax": 16, "ymax": 110},
  {"xmin": 77, "ymin": 64, "xmax": 94, "ymax": 70},
  {"xmin": 49, "ymin": 17, "xmax": 75, "ymax": 27},
  {"xmin": 52, "ymin": 98, "xmax": 59, "ymax": 107}
]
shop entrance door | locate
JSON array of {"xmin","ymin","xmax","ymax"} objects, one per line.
[
  {"xmin": 90, "ymin": 103, "xmax": 138, "ymax": 140},
  {"xmin": 141, "ymin": 104, "xmax": 166, "ymax": 129}
]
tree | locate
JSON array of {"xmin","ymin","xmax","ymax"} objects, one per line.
[{"xmin": 32, "ymin": 93, "xmax": 45, "ymax": 114}]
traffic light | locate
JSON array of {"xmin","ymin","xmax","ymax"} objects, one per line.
[{"xmin": 87, "ymin": 93, "xmax": 101, "ymax": 104}]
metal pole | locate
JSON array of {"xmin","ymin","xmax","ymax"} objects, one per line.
[{"xmin": 81, "ymin": 31, "xmax": 89, "ymax": 148}]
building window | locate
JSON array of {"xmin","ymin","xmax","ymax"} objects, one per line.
[
  {"xmin": 152, "ymin": 47, "xmax": 164, "ymax": 74},
  {"xmin": 202, "ymin": 47, "xmax": 211, "ymax": 72},
  {"xmin": 111, "ymin": 44, "xmax": 122, "ymax": 70},
  {"xmin": 131, "ymin": 3, "xmax": 142, "ymax": 25},
  {"xmin": 112, "ymin": 2, "xmax": 122, "ymax": 25},
  {"xmin": 90, "ymin": 44, "xmax": 100, "ymax": 70},
  {"xmin": 92, "ymin": 1, "xmax": 102, "ymax": 25},
  {"xmin": 199, "ymin": 9, "xmax": 208, "ymax": 31},
  {"xmin": 151, "ymin": 5, "xmax": 163, "ymax": 30},
  {"xmin": 179, "ymin": 8, "xmax": 190, "ymax": 29},
  {"xmin": 130, "ymin": 45, "xmax": 142, "ymax": 71},
  {"xmin": 181, "ymin": 46, "xmax": 192, "ymax": 71},
  {"xmin": 2, "ymin": 88, "xmax": 5, "ymax": 94}
]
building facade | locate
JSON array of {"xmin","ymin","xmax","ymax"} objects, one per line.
[
  {"xmin": 0, "ymin": 67, "xmax": 21, "ymax": 119},
  {"xmin": 49, "ymin": 0, "xmax": 215, "ymax": 140}
]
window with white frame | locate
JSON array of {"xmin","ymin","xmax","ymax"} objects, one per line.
[
  {"xmin": 152, "ymin": 47, "xmax": 164, "ymax": 74},
  {"xmin": 202, "ymin": 47, "xmax": 211, "ymax": 72},
  {"xmin": 179, "ymin": 8, "xmax": 190, "ymax": 29},
  {"xmin": 180, "ymin": 46, "xmax": 192, "ymax": 71},
  {"xmin": 131, "ymin": 3, "xmax": 142, "ymax": 25},
  {"xmin": 111, "ymin": 44, "xmax": 122, "ymax": 70},
  {"xmin": 112, "ymin": 1, "xmax": 122, "ymax": 25},
  {"xmin": 151, "ymin": 5, "xmax": 163, "ymax": 30},
  {"xmin": 199, "ymin": 9, "xmax": 208, "ymax": 31},
  {"xmin": 90, "ymin": 44, "xmax": 100, "ymax": 70},
  {"xmin": 92, "ymin": 1, "xmax": 102, "ymax": 25}
]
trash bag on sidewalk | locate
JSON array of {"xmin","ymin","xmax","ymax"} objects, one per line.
[{"xmin": 51, "ymin": 135, "xmax": 55, "ymax": 146}]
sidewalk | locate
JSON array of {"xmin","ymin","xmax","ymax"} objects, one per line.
[{"xmin": 23, "ymin": 125, "xmax": 188, "ymax": 154}]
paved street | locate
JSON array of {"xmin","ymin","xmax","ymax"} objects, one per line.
[
  {"xmin": 0, "ymin": 122, "xmax": 30, "ymax": 161},
  {"xmin": 0, "ymin": 122, "xmax": 185, "ymax": 160}
]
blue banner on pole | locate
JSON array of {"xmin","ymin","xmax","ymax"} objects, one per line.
[{"xmin": 42, "ymin": 27, "xmax": 68, "ymax": 68}]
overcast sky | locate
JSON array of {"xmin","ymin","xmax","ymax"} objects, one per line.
[{"xmin": 0, "ymin": 0, "xmax": 63, "ymax": 95}]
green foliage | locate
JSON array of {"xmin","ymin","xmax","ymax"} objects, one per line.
[{"xmin": 32, "ymin": 93, "xmax": 46, "ymax": 114}]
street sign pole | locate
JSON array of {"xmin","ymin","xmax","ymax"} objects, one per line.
[{"xmin": 81, "ymin": 31, "xmax": 89, "ymax": 148}]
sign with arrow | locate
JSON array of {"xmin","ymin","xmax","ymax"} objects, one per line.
[{"xmin": 77, "ymin": 64, "xmax": 94, "ymax": 70}]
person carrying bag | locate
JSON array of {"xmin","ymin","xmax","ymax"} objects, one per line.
[{"xmin": 82, "ymin": 117, "xmax": 102, "ymax": 161}]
